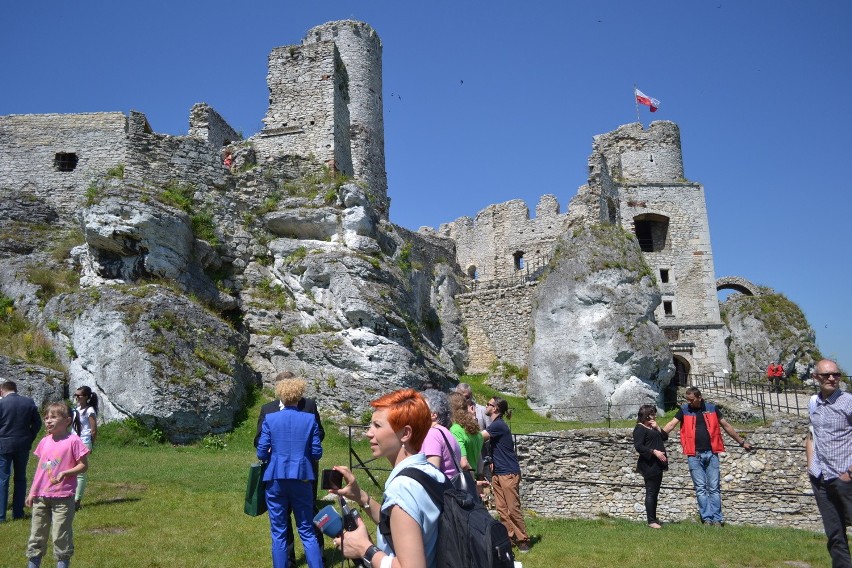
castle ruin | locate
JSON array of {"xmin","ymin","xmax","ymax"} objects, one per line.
[{"xmin": 1, "ymin": 19, "xmax": 736, "ymax": 400}]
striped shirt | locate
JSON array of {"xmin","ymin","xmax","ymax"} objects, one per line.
[{"xmin": 808, "ymin": 389, "xmax": 852, "ymax": 480}]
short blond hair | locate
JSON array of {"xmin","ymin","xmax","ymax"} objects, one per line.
[{"xmin": 275, "ymin": 377, "xmax": 306, "ymax": 405}]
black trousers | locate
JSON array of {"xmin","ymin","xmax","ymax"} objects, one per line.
[
  {"xmin": 811, "ymin": 474, "xmax": 852, "ymax": 568},
  {"xmin": 643, "ymin": 473, "xmax": 663, "ymax": 524}
]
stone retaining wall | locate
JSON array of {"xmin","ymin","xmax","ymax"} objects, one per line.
[{"xmin": 515, "ymin": 416, "xmax": 821, "ymax": 530}]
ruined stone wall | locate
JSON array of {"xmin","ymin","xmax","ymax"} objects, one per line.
[
  {"xmin": 456, "ymin": 284, "xmax": 534, "ymax": 372},
  {"xmin": 255, "ymin": 41, "xmax": 351, "ymax": 177},
  {"xmin": 518, "ymin": 417, "xmax": 821, "ymax": 530},
  {"xmin": 0, "ymin": 112, "xmax": 127, "ymax": 218},
  {"xmin": 304, "ymin": 21, "xmax": 387, "ymax": 217},
  {"xmin": 189, "ymin": 103, "xmax": 240, "ymax": 150},
  {"xmin": 435, "ymin": 195, "xmax": 569, "ymax": 282},
  {"xmin": 125, "ymin": 111, "xmax": 226, "ymax": 191},
  {"xmin": 592, "ymin": 121, "xmax": 684, "ymax": 183}
]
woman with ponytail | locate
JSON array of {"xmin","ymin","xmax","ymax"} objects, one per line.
[{"xmin": 72, "ymin": 386, "xmax": 98, "ymax": 511}]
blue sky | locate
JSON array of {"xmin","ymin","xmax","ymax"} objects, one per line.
[{"xmin": 2, "ymin": 1, "xmax": 850, "ymax": 372}]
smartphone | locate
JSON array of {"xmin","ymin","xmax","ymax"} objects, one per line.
[{"xmin": 321, "ymin": 468, "xmax": 344, "ymax": 490}]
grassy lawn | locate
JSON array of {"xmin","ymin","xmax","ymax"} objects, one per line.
[{"xmin": 0, "ymin": 383, "xmax": 832, "ymax": 568}]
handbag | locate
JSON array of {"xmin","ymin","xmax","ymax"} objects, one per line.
[
  {"xmin": 437, "ymin": 428, "xmax": 481, "ymax": 503},
  {"xmin": 244, "ymin": 461, "xmax": 268, "ymax": 516}
]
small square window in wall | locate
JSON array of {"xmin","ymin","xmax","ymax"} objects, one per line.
[
  {"xmin": 54, "ymin": 152, "xmax": 78, "ymax": 172},
  {"xmin": 660, "ymin": 269, "xmax": 669, "ymax": 284},
  {"xmin": 663, "ymin": 300, "xmax": 673, "ymax": 316}
]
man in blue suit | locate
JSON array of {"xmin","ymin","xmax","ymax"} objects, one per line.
[
  {"xmin": 0, "ymin": 380, "xmax": 42, "ymax": 521},
  {"xmin": 255, "ymin": 371, "xmax": 325, "ymax": 564},
  {"xmin": 257, "ymin": 376, "xmax": 324, "ymax": 568}
]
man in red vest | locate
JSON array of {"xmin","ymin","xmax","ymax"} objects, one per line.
[
  {"xmin": 773, "ymin": 363, "xmax": 784, "ymax": 393},
  {"xmin": 663, "ymin": 387, "xmax": 752, "ymax": 526}
]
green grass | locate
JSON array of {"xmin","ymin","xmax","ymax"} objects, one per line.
[{"xmin": 0, "ymin": 385, "xmax": 831, "ymax": 567}]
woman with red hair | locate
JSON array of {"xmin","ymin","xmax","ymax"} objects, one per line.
[{"xmin": 332, "ymin": 389, "xmax": 445, "ymax": 568}]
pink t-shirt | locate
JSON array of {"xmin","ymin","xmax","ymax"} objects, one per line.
[
  {"xmin": 30, "ymin": 434, "xmax": 90, "ymax": 498},
  {"xmin": 420, "ymin": 424, "xmax": 462, "ymax": 479}
]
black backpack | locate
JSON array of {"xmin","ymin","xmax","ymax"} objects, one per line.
[
  {"xmin": 379, "ymin": 429, "xmax": 515, "ymax": 568},
  {"xmin": 396, "ymin": 468, "xmax": 515, "ymax": 568}
]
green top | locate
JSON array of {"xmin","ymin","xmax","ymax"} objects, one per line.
[{"xmin": 450, "ymin": 422, "xmax": 484, "ymax": 470}]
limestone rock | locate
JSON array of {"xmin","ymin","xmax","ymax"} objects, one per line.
[
  {"xmin": 79, "ymin": 197, "xmax": 235, "ymax": 311},
  {"xmin": 41, "ymin": 285, "xmax": 255, "ymax": 443},
  {"xmin": 0, "ymin": 355, "xmax": 65, "ymax": 411},
  {"xmin": 528, "ymin": 224, "xmax": 674, "ymax": 420},
  {"xmin": 721, "ymin": 288, "xmax": 821, "ymax": 377}
]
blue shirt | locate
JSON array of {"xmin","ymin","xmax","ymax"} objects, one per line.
[
  {"xmin": 808, "ymin": 390, "xmax": 852, "ymax": 480},
  {"xmin": 486, "ymin": 417, "xmax": 520, "ymax": 475},
  {"xmin": 380, "ymin": 454, "xmax": 445, "ymax": 568}
]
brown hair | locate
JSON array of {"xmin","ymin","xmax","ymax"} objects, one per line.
[{"xmin": 448, "ymin": 392, "xmax": 479, "ymax": 434}]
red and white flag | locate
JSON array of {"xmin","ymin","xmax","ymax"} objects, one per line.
[{"xmin": 634, "ymin": 88, "xmax": 660, "ymax": 112}]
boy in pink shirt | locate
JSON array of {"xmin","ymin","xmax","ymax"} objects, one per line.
[{"xmin": 25, "ymin": 402, "xmax": 90, "ymax": 568}]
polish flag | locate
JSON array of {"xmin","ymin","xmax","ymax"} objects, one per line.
[{"xmin": 635, "ymin": 88, "xmax": 660, "ymax": 112}]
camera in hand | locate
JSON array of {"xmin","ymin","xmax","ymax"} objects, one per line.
[{"xmin": 321, "ymin": 468, "xmax": 344, "ymax": 490}]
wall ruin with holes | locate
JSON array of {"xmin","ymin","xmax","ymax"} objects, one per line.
[
  {"xmin": 0, "ymin": 112, "xmax": 128, "ymax": 219},
  {"xmin": 254, "ymin": 20, "xmax": 388, "ymax": 217},
  {"xmin": 425, "ymin": 120, "xmax": 729, "ymax": 377},
  {"xmin": 0, "ymin": 105, "xmax": 239, "ymax": 221},
  {"xmin": 515, "ymin": 416, "xmax": 821, "ymax": 530},
  {"xmin": 429, "ymin": 195, "xmax": 569, "ymax": 283},
  {"xmin": 598, "ymin": 123, "xmax": 727, "ymax": 375}
]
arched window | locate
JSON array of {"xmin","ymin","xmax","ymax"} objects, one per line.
[
  {"xmin": 467, "ymin": 265, "xmax": 478, "ymax": 280},
  {"xmin": 633, "ymin": 213, "xmax": 669, "ymax": 252}
]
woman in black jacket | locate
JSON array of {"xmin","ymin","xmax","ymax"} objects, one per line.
[{"xmin": 632, "ymin": 404, "xmax": 668, "ymax": 529}]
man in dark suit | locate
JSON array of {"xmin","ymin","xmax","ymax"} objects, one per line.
[
  {"xmin": 254, "ymin": 371, "xmax": 324, "ymax": 563},
  {"xmin": 0, "ymin": 380, "xmax": 42, "ymax": 521}
]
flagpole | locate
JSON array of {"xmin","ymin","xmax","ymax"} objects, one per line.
[{"xmin": 633, "ymin": 83, "xmax": 641, "ymax": 125}]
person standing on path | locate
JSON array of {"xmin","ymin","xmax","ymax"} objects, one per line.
[
  {"xmin": 483, "ymin": 397, "xmax": 531, "ymax": 553},
  {"xmin": 254, "ymin": 370, "xmax": 324, "ymax": 566},
  {"xmin": 806, "ymin": 359, "xmax": 852, "ymax": 567},
  {"xmin": 633, "ymin": 404, "xmax": 669, "ymax": 529},
  {"xmin": 662, "ymin": 386, "xmax": 752, "ymax": 526},
  {"xmin": 73, "ymin": 386, "xmax": 98, "ymax": 511},
  {"xmin": 0, "ymin": 380, "xmax": 41, "ymax": 522}
]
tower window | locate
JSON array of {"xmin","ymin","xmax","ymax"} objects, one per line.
[
  {"xmin": 54, "ymin": 153, "xmax": 78, "ymax": 172},
  {"xmin": 660, "ymin": 269, "xmax": 670, "ymax": 283},
  {"xmin": 633, "ymin": 214, "xmax": 669, "ymax": 252},
  {"xmin": 513, "ymin": 251, "xmax": 525, "ymax": 270},
  {"xmin": 663, "ymin": 301, "xmax": 673, "ymax": 316}
]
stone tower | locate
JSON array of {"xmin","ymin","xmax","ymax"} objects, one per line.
[
  {"xmin": 253, "ymin": 20, "xmax": 388, "ymax": 217},
  {"xmin": 591, "ymin": 121, "xmax": 728, "ymax": 382}
]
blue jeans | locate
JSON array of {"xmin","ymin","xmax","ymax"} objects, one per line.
[
  {"xmin": 687, "ymin": 451, "xmax": 723, "ymax": 523},
  {"xmin": 0, "ymin": 446, "xmax": 31, "ymax": 521}
]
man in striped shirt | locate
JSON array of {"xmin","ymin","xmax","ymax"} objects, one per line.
[{"xmin": 806, "ymin": 359, "xmax": 852, "ymax": 568}]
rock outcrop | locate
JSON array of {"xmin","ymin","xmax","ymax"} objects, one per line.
[
  {"xmin": 0, "ymin": 356, "xmax": 65, "ymax": 411},
  {"xmin": 527, "ymin": 224, "xmax": 674, "ymax": 420},
  {"xmin": 721, "ymin": 288, "xmax": 821, "ymax": 378},
  {"xmin": 0, "ymin": 151, "xmax": 467, "ymax": 440}
]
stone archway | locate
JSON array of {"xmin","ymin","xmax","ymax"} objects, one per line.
[
  {"xmin": 716, "ymin": 276, "xmax": 760, "ymax": 297},
  {"xmin": 664, "ymin": 354, "xmax": 692, "ymax": 409}
]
